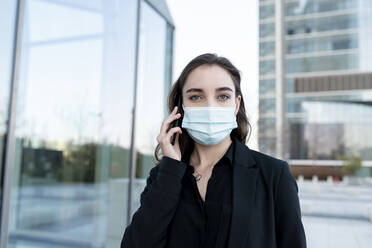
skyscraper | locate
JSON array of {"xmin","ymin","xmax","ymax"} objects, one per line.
[{"xmin": 258, "ymin": 0, "xmax": 372, "ymax": 177}]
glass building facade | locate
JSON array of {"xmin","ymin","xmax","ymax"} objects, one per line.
[
  {"xmin": 258, "ymin": 0, "xmax": 372, "ymax": 173},
  {"xmin": 0, "ymin": 0, "xmax": 174, "ymax": 247}
]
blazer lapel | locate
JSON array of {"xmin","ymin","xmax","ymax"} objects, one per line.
[{"xmin": 227, "ymin": 136, "xmax": 258, "ymax": 248}]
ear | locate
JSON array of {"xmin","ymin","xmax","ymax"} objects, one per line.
[{"xmin": 234, "ymin": 95, "xmax": 241, "ymax": 116}]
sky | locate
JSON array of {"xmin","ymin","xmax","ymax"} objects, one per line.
[{"xmin": 166, "ymin": 0, "xmax": 259, "ymax": 149}]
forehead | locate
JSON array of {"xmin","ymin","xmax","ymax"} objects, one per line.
[{"xmin": 184, "ymin": 65, "xmax": 235, "ymax": 92}]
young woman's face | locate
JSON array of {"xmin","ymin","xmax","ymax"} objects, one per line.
[{"xmin": 182, "ymin": 64, "xmax": 241, "ymax": 115}]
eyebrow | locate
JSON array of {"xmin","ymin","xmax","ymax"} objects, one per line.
[{"xmin": 185, "ymin": 87, "xmax": 233, "ymax": 94}]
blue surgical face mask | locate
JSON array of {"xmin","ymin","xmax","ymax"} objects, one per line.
[{"xmin": 181, "ymin": 104, "xmax": 238, "ymax": 146}]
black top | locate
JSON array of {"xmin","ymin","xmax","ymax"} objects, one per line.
[
  {"xmin": 164, "ymin": 140, "xmax": 234, "ymax": 248},
  {"xmin": 121, "ymin": 135, "xmax": 307, "ymax": 248}
]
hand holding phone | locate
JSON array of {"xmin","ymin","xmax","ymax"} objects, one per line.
[
  {"xmin": 156, "ymin": 94, "xmax": 183, "ymax": 161},
  {"xmin": 171, "ymin": 95, "xmax": 182, "ymax": 145}
]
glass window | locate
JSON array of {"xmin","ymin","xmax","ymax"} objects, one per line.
[
  {"xmin": 286, "ymin": 53, "xmax": 359, "ymax": 74},
  {"xmin": 287, "ymin": 34, "xmax": 358, "ymax": 54},
  {"xmin": 258, "ymin": 136, "xmax": 276, "ymax": 156},
  {"xmin": 260, "ymin": 4, "xmax": 275, "ymax": 19},
  {"xmin": 5, "ymin": 0, "xmax": 140, "ymax": 247},
  {"xmin": 286, "ymin": 0, "xmax": 358, "ymax": 16},
  {"xmin": 286, "ymin": 14, "xmax": 358, "ymax": 36},
  {"xmin": 259, "ymin": 97, "xmax": 276, "ymax": 114},
  {"xmin": 289, "ymin": 100, "xmax": 372, "ymax": 160},
  {"xmin": 260, "ymin": 22, "xmax": 275, "ymax": 38},
  {"xmin": 260, "ymin": 59, "xmax": 275, "ymax": 75},
  {"xmin": 287, "ymin": 98, "xmax": 305, "ymax": 113},
  {"xmin": 259, "ymin": 79, "xmax": 275, "ymax": 95},
  {"xmin": 359, "ymin": 3, "xmax": 372, "ymax": 70},
  {"xmin": 258, "ymin": 117, "xmax": 276, "ymax": 136},
  {"xmin": 260, "ymin": 41, "xmax": 275, "ymax": 57},
  {"xmin": 133, "ymin": 1, "xmax": 169, "ymax": 214},
  {"xmin": 0, "ymin": 0, "xmax": 18, "ymax": 223},
  {"xmin": 286, "ymin": 78, "xmax": 295, "ymax": 93}
]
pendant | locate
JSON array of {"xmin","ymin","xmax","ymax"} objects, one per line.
[{"xmin": 193, "ymin": 172, "xmax": 202, "ymax": 181}]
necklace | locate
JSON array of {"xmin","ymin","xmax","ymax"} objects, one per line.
[
  {"xmin": 189, "ymin": 157, "xmax": 212, "ymax": 182},
  {"xmin": 193, "ymin": 171, "xmax": 203, "ymax": 181},
  {"xmin": 192, "ymin": 167, "xmax": 213, "ymax": 181}
]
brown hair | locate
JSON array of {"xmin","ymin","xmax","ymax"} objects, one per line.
[{"xmin": 154, "ymin": 53, "xmax": 252, "ymax": 165}]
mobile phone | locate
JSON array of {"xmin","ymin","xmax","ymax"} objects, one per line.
[{"xmin": 171, "ymin": 94, "xmax": 182, "ymax": 145}]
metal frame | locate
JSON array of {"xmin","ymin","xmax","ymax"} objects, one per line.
[
  {"xmin": 163, "ymin": 23, "xmax": 175, "ymax": 117},
  {"xmin": 0, "ymin": 0, "xmax": 25, "ymax": 247},
  {"xmin": 126, "ymin": 0, "xmax": 175, "ymax": 226},
  {"xmin": 275, "ymin": 0, "xmax": 287, "ymax": 159},
  {"xmin": 127, "ymin": 0, "xmax": 142, "ymax": 226},
  {"xmin": 145, "ymin": 0, "xmax": 175, "ymax": 28}
]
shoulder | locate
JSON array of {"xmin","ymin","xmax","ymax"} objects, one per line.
[
  {"xmin": 247, "ymin": 148, "xmax": 293, "ymax": 191},
  {"xmin": 249, "ymin": 148, "xmax": 288, "ymax": 176},
  {"xmin": 149, "ymin": 156, "xmax": 187, "ymax": 179}
]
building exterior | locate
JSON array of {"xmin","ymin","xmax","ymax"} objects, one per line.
[
  {"xmin": 258, "ymin": 0, "xmax": 372, "ymax": 178},
  {"xmin": 0, "ymin": 0, "xmax": 174, "ymax": 247}
]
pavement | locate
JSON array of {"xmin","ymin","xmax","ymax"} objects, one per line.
[{"xmin": 298, "ymin": 178, "xmax": 372, "ymax": 248}]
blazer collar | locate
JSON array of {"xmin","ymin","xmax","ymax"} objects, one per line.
[
  {"xmin": 231, "ymin": 135, "xmax": 256, "ymax": 168},
  {"xmin": 225, "ymin": 135, "xmax": 258, "ymax": 248}
]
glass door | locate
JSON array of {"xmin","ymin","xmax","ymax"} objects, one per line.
[{"xmin": 4, "ymin": 0, "xmax": 139, "ymax": 247}]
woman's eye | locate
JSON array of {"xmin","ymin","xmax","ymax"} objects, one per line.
[
  {"xmin": 189, "ymin": 95, "xmax": 200, "ymax": 101},
  {"xmin": 189, "ymin": 95, "xmax": 230, "ymax": 101},
  {"xmin": 219, "ymin": 94, "xmax": 230, "ymax": 100}
]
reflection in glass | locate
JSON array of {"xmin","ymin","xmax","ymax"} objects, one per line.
[
  {"xmin": 259, "ymin": 22, "xmax": 275, "ymax": 38},
  {"xmin": 259, "ymin": 97, "xmax": 275, "ymax": 114},
  {"xmin": 286, "ymin": 78, "xmax": 294, "ymax": 93},
  {"xmin": 289, "ymin": 98, "xmax": 372, "ymax": 160},
  {"xmin": 259, "ymin": 4, "xmax": 274, "ymax": 20},
  {"xmin": 259, "ymin": 136, "xmax": 276, "ymax": 157},
  {"xmin": 260, "ymin": 59, "xmax": 275, "ymax": 75},
  {"xmin": 286, "ymin": 14, "xmax": 358, "ymax": 36},
  {"xmin": 6, "ymin": 0, "xmax": 138, "ymax": 247},
  {"xmin": 259, "ymin": 79, "xmax": 275, "ymax": 95},
  {"xmin": 0, "ymin": 0, "xmax": 17, "ymax": 223},
  {"xmin": 286, "ymin": 53, "xmax": 358, "ymax": 74},
  {"xmin": 258, "ymin": 117, "xmax": 276, "ymax": 136},
  {"xmin": 286, "ymin": 0, "xmax": 358, "ymax": 17},
  {"xmin": 260, "ymin": 41, "xmax": 275, "ymax": 57},
  {"xmin": 132, "ymin": 1, "xmax": 171, "ymax": 216},
  {"xmin": 287, "ymin": 98, "xmax": 305, "ymax": 113},
  {"xmin": 287, "ymin": 34, "xmax": 358, "ymax": 54}
]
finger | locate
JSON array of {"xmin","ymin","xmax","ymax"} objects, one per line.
[
  {"xmin": 165, "ymin": 126, "xmax": 182, "ymax": 143},
  {"xmin": 167, "ymin": 107, "xmax": 180, "ymax": 124},
  {"xmin": 159, "ymin": 107, "xmax": 177, "ymax": 134},
  {"xmin": 173, "ymin": 128, "xmax": 182, "ymax": 145},
  {"xmin": 160, "ymin": 113, "xmax": 180, "ymax": 136},
  {"xmin": 160, "ymin": 111, "xmax": 181, "ymax": 135},
  {"xmin": 172, "ymin": 106, "xmax": 178, "ymax": 114}
]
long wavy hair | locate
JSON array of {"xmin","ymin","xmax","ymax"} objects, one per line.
[{"xmin": 154, "ymin": 53, "xmax": 252, "ymax": 166}]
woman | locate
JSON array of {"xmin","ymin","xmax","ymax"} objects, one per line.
[{"xmin": 121, "ymin": 53, "xmax": 307, "ymax": 248}]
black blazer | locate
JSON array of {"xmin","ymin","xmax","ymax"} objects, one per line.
[{"xmin": 121, "ymin": 136, "xmax": 307, "ymax": 248}]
